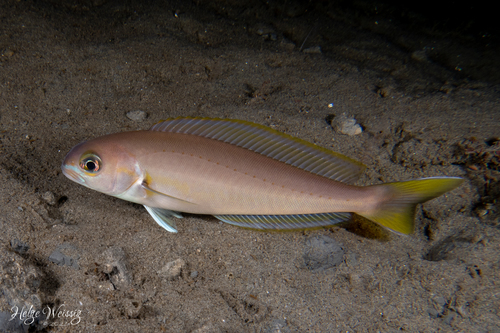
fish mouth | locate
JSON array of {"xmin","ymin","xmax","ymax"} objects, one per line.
[{"xmin": 61, "ymin": 164, "xmax": 86, "ymax": 184}]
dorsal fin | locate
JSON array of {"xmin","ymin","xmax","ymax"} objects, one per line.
[{"xmin": 150, "ymin": 117, "xmax": 366, "ymax": 184}]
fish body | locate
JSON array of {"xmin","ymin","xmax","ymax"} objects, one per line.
[{"xmin": 62, "ymin": 117, "xmax": 463, "ymax": 234}]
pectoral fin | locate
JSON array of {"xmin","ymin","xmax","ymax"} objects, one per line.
[
  {"xmin": 141, "ymin": 182, "xmax": 194, "ymax": 204},
  {"xmin": 144, "ymin": 206, "xmax": 182, "ymax": 233}
]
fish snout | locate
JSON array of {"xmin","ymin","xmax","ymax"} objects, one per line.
[{"xmin": 61, "ymin": 164, "xmax": 86, "ymax": 184}]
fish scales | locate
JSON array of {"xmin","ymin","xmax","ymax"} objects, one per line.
[{"xmin": 103, "ymin": 131, "xmax": 377, "ymax": 215}]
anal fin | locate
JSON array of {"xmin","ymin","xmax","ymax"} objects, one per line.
[{"xmin": 214, "ymin": 212, "xmax": 351, "ymax": 231}]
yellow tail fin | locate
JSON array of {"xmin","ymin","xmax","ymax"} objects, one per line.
[{"xmin": 358, "ymin": 177, "xmax": 464, "ymax": 235}]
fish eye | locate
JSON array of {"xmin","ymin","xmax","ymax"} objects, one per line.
[{"xmin": 80, "ymin": 154, "xmax": 102, "ymax": 173}]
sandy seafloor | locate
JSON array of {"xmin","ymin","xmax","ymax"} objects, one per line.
[{"xmin": 0, "ymin": 0, "xmax": 499, "ymax": 332}]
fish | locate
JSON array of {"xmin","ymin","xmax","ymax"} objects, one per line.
[{"xmin": 61, "ymin": 117, "xmax": 463, "ymax": 235}]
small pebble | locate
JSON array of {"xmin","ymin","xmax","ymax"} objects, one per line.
[
  {"xmin": 48, "ymin": 250, "xmax": 65, "ymax": 265},
  {"xmin": 2, "ymin": 49, "xmax": 14, "ymax": 57},
  {"xmin": 280, "ymin": 38, "xmax": 295, "ymax": 51},
  {"xmin": 302, "ymin": 46, "xmax": 322, "ymax": 54},
  {"xmin": 411, "ymin": 50, "xmax": 428, "ymax": 62},
  {"xmin": 253, "ymin": 23, "xmax": 275, "ymax": 37},
  {"xmin": 261, "ymin": 33, "xmax": 278, "ymax": 41},
  {"xmin": 158, "ymin": 258, "xmax": 186, "ymax": 280},
  {"xmin": 42, "ymin": 191, "xmax": 56, "ymax": 205},
  {"xmin": 377, "ymin": 86, "xmax": 394, "ymax": 98},
  {"xmin": 266, "ymin": 319, "xmax": 290, "ymax": 333},
  {"xmin": 333, "ymin": 114, "xmax": 363, "ymax": 136},
  {"xmin": 123, "ymin": 298, "xmax": 142, "ymax": 318},
  {"xmin": 101, "ymin": 247, "xmax": 132, "ymax": 289},
  {"xmin": 190, "ymin": 271, "xmax": 198, "ymax": 278},
  {"xmin": 126, "ymin": 110, "xmax": 147, "ymax": 122}
]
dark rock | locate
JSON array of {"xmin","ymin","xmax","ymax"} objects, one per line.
[
  {"xmin": 48, "ymin": 244, "xmax": 80, "ymax": 269},
  {"xmin": 0, "ymin": 253, "xmax": 45, "ymax": 332},
  {"xmin": 10, "ymin": 239, "xmax": 29, "ymax": 254},
  {"xmin": 0, "ymin": 311, "xmax": 28, "ymax": 333}
]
